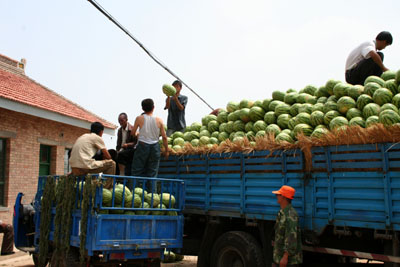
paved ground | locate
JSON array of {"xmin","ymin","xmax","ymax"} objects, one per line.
[{"xmin": 0, "ymin": 251, "xmax": 198, "ymax": 267}]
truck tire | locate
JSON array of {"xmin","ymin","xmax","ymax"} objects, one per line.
[{"xmin": 210, "ymin": 231, "xmax": 265, "ymax": 267}]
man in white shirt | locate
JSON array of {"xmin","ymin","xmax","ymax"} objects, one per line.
[
  {"xmin": 345, "ymin": 31, "xmax": 393, "ymax": 85},
  {"xmin": 0, "ymin": 220, "xmax": 14, "ymax": 256}
]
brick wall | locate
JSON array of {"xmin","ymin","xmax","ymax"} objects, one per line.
[{"xmin": 0, "ymin": 107, "xmax": 88, "ymax": 223}]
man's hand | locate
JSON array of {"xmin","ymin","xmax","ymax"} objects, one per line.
[
  {"xmin": 163, "ymin": 150, "xmax": 169, "ymax": 159},
  {"xmin": 122, "ymin": 144, "xmax": 128, "ymax": 149},
  {"xmin": 279, "ymin": 252, "xmax": 289, "ymax": 267}
]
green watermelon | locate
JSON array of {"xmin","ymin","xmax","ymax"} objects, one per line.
[
  {"xmin": 245, "ymin": 131, "xmax": 255, "ymax": 140},
  {"xmin": 303, "ymin": 85, "xmax": 318, "ymax": 96},
  {"xmin": 293, "ymin": 123, "xmax": 313, "ymax": 137},
  {"xmin": 226, "ymin": 101, "xmax": 239, "ymax": 112},
  {"xmin": 325, "ymin": 79, "xmax": 341, "ymax": 95},
  {"xmin": 297, "ymin": 93, "xmax": 314, "ymax": 104},
  {"xmin": 225, "ymin": 121, "xmax": 234, "ymax": 133},
  {"xmin": 324, "ymin": 110, "xmax": 340, "ymax": 125},
  {"xmin": 162, "ymin": 84, "xmax": 176, "ymax": 96},
  {"xmin": 296, "ymin": 112, "xmax": 311, "ymax": 125},
  {"xmin": 249, "ymin": 106, "xmax": 266, "ymax": 121},
  {"xmin": 272, "ymin": 91, "xmax": 286, "ymax": 101},
  {"xmin": 183, "ymin": 132, "xmax": 194, "ymax": 142},
  {"xmin": 233, "ymin": 120, "xmax": 245, "ymax": 132},
  {"xmin": 346, "ymin": 108, "xmax": 362, "ymax": 120},
  {"xmin": 199, "ymin": 136, "xmax": 210, "ymax": 145},
  {"xmin": 316, "ymin": 86, "xmax": 330, "ymax": 98},
  {"xmin": 311, "ymin": 127, "xmax": 329, "ymax": 138},
  {"xmin": 102, "ymin": 189, "xmax": 112, "ymax": 207},
  {"xmin": 227, "ymin": 111, "xmax": 238, "ymax": 122},
  {"xmin": 286, "ymin": 88, "xmax": 297, "ymax": 93},
  {"xmin": 349, "ymin": 117, "xmax": 366, "ymax": 128},
  {"xmin": 253, "ymin": 120, "xmax": 267, "ymax": 132},
  {"xmin": 333, "ymin": 83, "xmax": 350, "ymax": 98},
  {"xmin": 171, "ymin": 131, "xmax": 184, "ymax": 140},
  {"xmin": 288, "ymin": 118, "xmax": 297, "ymax": 130},
  {"xmin": 245, "ymin": 121, "xmax": 254, "ymax": 132},
  {"xmin": 208, "ymin": 120, "xmax": 220, "ymax": 133},
  {"xmin": 329, "ymin": 116, "xmax": 349, "ymax": 130},
  {"xmin": 211, "ymin": 131, "xmax": 219, "ymax": 138},
  {"xmin": 323, "ymin": 101, "xmax": 338, "ymax": 113},
  {"xmin": 255, "ymin": 130, "xmax": 266, "ymax": 138},
  {"xmin": 365, "ymin": 116, "xmax": 379, "ymax": 128},
  {"xmin": 266, "ymin": 124, "xmax": 281, "ymax": 137},
  {"xmin": 239, "ymin": 99, "xmax": 253, "ymax": 109},
  {"xmin": 219, "ymin": 123, "xmax": 227, "ymax": 133},
  {"xmin": 199, "ymin": 129, "xmax": 211, "ymax": 138},
  {"xmin": 290, "ymin": 103, "xmax": 302, "ymax": 116},
  {"xmin": 337, "ymin": 96, "xmax": 356, "ymax": 114},
  {"xmin": 269, "ymin": 100, "xmax": 284, "ymax": 112},
  {"xmin": 217, "ymin": 111, "xmax": 228, "ymax": 124},
  {"xmin": 381, "ymin": 103, "xmax": 399, "ymax": 113},
  {"xmin": 396, "ymin": 70, "xmax": 400, "ymax": 84},
  {"xmin": 262, "ymin": 99, "xmax": 272, "ymax": 111},
  {"xmin": 356, "ymin": 94, "xmax": 373, "ymax": 110},
  {"xmin": 277, "ymin": 114, "xmax": 292, "ymax": 129},
  {"xmin": 172, "ymin": 145, "xmax": 182, "ymax": 151},
  {"xmin": 373, "ymin": 88, "xmax": 393, "ymax": 106},
  {"xmin": 284, "ymin": 93, "xmax": 299, "ymax": 105},
  {"xmin": 347, "ymin": 85, "xmax": 364, "ymax": 100},
  {"xmin": 317, "ymin": 96, "xmax": 328, "ymax": 104},
  {"xmin": 379, "ymin": 109, "xmax": 400, "ymax": 126},
  {"xmin": 190, "ymin": 122, "xmax": 202, "ymax": 132},
  {"xmin": 239, "ymin": 108, "xmax": 251, "ymax": 122},
  {"xmin": 218, "ymin": 132, "xmax": 229, "ymax": 142},
  {"xmin": 173, "ymin": 137, "xmax": 185, "ymax": 146},
  {"xmin": 365, "ymin": 75, "xmax": 385, "ymax": 87},
  {"xmin": 190, "ymin": 139, "xmax": 200, "ymax": 147},
  {"xmin": 327, "ymin": 95, "xmax": 338, "ymax": 102},
  {"xmin": 381, "ymin": 70, "xmax": 396, "ymax": 81},
  {"xmin": 275, "ymin": 103, "xmax": 291, "ymax": 116},
  {"xmin": 384, "ymin": 80, "xmax": 398, "ymax": 95},
  {"xmin": 392, "ymin": 94, "xmax": 400, "ymax": 108},
  {"xmin": 363, "ymin": 103, "xmax": 381, "ymax": 118},
  {"xmin": 310, "ymin": 111, "xmax": 325, "ymax": 127},
  {"xmin": 298, "ymin": 103, "xmax": 313, "ymax": 114},
  {"xmin": 311, "ymin": 103, "xmax": 324, "ymax": 113},
  {"xmin": 276, "ymin": 132, "xmax": 294, "ymax": 143},
  {"xmin": 264, "ymin": 111, "xmax": 276, "ymax": 124},
  {"xmin": 253, "ymin": 100, "xmax": 263, "ymax": 108},
  {"xmin": 364, "ymin": 82, "xmax": 382, "ymax": 96}
]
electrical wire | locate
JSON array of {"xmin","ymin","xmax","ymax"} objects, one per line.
[{"xmin": 87, "ymin": 0, "xmax": 214, "ymax": 111}]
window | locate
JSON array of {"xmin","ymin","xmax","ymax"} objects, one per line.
[
  {"xmin": 64, "ymin": 149, "xmax": 71, "ymax": 175},
  {"xmin": 39, "ymin": 144, "xmax": 51, "ymax": 176},
  {"xmin": 0, "ymin": 138, "xmax": 5, "ymax": 206}
]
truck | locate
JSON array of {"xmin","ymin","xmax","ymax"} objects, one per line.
[
  {"xmin": 13, "ymin": 174, "xmax": 185, "ymax": 267},
  {"xmin": 158, "ymin": 142, "xmax": 400, "ymax": 266}
]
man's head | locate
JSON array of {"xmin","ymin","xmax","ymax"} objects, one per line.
[
  {"xmin": 273, "ymin": 185, "xmax": 295, "ymax": 205},
  {"xmin": 376, "ymin": 31, "xmax": 393, "ymax": 50},
  {"xmin": 142, "ymin": 98, "xmax": 155, "ymax": 113},
  {"xmin": 172, "ymin": 80, "xmax": 182, "ymax": 95},
  {"xmin": 118, "ymin": 113, "xmax": 128, "ymax": 128},
  {"xmin": 90, "ymin": 122, "xmax": 104, "ymax": 136}
]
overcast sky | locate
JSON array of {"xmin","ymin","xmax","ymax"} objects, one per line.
[{"xmin": 1, "ymin": 0, "xmax": 399, "ymax": 148}]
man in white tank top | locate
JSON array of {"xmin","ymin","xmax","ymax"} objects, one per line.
[{"xmin": 130, "ymin": 99, "xmax": 169, "ymax": 188}]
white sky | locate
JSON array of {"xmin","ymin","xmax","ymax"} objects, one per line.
[{"xmin": 1, "ymin": 0, "xmax": 399, "ymax": 148}]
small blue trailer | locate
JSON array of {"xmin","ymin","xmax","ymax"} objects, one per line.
[
  {"xmin": 13, "ymin": 174, "xmax": 185, "ymax": 266},
  {"xmin": 158, "ymin": 142, "xmax": 400, "ymax": 266}
]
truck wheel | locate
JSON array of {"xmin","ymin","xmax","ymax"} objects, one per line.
[{"xmin": 210, "ymin": 231, "xmax": 265, "ymax": 267}]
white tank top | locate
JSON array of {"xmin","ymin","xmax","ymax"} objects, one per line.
[{"xmin": 138, "ymin": 114, "xmax": 160, "ymax": 144}]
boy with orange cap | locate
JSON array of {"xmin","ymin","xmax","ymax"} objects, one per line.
[{"xmin": 272, "ymin": 185, "xmax": 302, "ymax": 267}]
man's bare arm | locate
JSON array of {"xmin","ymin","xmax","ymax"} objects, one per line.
[
  {"xmin": 102, "ymin": 148, "xmax": 112, "ymax": 160},
  {"xmin": 172, "ymin": 95, "xmax": 184, "ymax": 111}
]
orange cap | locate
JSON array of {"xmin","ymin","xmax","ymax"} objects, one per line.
[{"xmin": 272, "ymin": 185, "xmax": 295, "ymax": 199}]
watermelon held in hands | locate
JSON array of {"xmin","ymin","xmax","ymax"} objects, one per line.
[{"xmin": 162, "ymin": 84, "xmax": 176, "ymax": 96}]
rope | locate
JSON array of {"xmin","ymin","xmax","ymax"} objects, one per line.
[{"xmin": 87, "ymin": 0, "xmax": 214, "ymax": 111}]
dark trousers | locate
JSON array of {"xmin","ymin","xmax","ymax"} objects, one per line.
[
  {"xmin": 0, "ymin": 223, "xmax": 14, "ymax": 255},
  {"xmin": 117, "ymin": 148, "xmax": 135, "ymax": 176},
  {"xmin": 346, "ymin": 52, "xmax": 384, "ymax": 85}
]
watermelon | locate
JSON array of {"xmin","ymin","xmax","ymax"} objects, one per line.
[
  {"xmin": 134, "ymin": 188, "xmax": 147, "ymax": 198},
  {"xmin": 296, "ymin": 112, "xmax": 311, "ymax": 125},
  {"xmin": 333, "ymin": 83, "xmax": 350, "ymax": 98},
  {"xmin": 297, "ymin": 93, "xmax": 314, "ymax": 104},
  {"xmin": 218, "ymin": 132, "xmax": 229, "ymax": 142},
  {"xmin": 315, "ymin": 125, "xmax": 328, "ymax": 130},
  {"xmin": 233, "ymin": 136, "xmax": 245, "ymax": 143},
  {"xmin": 346, "ymin": 108, "xmax": 362, "ymax": 120},
  {"xmin": 272, "ymin": 91, "xmax": 286, "ymax": 101},
  {"xmin": 284, "ymin": 92, "xmax": 298, "ymax": 105},
  {"xmin": 365, "ymin": 75, "xmax": 385, "ymax": 87},
  {"xmin": 152, "ymin": 204, "xmax": 167, "ymax": 216},
  {"xmin": 288, "ymin": 118, "xmax": 297, "ymax": 130},
  {"xmin": 323, "ymin": 101, "xmax": 338, "ymax": 113},
  {"xmin": 190, "ymin": 131, "xmax": 200, "ymax": 140},
  {"xmin": 172, "ymin": 145, "xmax": 182, "ymax": 151},
  {"xmin": 183, "ymin": 132, "xmax": 194, "ymax": 142},
  {"xmin": 225, "ymin": 121, "xmax": 234, "ymax": 133},
  {"xmin": 145, "ymin": 193, "xmax": 161, "ymax": 207},
  {"xmin": 199, "ymin": 136, "xmax": 210, "ymax": 145},
  {"xmin": 255, "ymin": 130, "xmax": 266, "ymax": 138},
  {"xmin": 392, "ymin": 94, "xmax": 400, "ymax": 108},
  {"xmin": 239, "ymin": 99, "xmax": 253, "ymax": 109},
  {"xmin": 253, "ymin": 120, "xmax": 267, "ymax": 132},
  {"xmin": 364, "ymin": 82, "xmax": 382, "ymax": 96},
  {"xmin": 184, "ymin": 126, "xmax": 192, "ymax": 133},
  {"xmin": 349, "ymin": 117, "xmax": 366, "ymax": 127},
  {"xmin": 102, "ymin": 189, "xmax": 112, "ymax": 207},
  {"xmin": 202, "ymin": 115, "xmax": 217, "ymax": 126},
  {"xmin": 298, "ymin": 103, "xmax": 313, "ymax": 114},
  {"xmin": 245, "ymin": 122, "xmax": 254, "ymax": 132},
  {"xmin": 373, "ymin": 88, "xmax": 393, "ymax": 106},
  {"xmin": 226, "ymin": 101, "xmax": 240, "ymax": 112},
  {"xmin": 277, "ymin": 114, "xmax": 292, "ymax": 129},
  {"xmin": 276, "ymin": 132, "xmax": 294, "ymax": 143},
  {"xmin": 264, "ymin": 111, "xmax": 276, "ymax": 124},
  {"xmin": 311, "ymin": 103, "xmax": 324, "ymax": 113},
  {"xmin": 317, "ymin": 96, "xmax": 328, "ymax": 104},
  {"xmin": 286, "ymin": 89, "xmax": 297, "ymax": 93},
  {"xmin": 363, "ymin": 103, "xmax": 381, "ymax": 118},
  {"xmin": 262, "ymin": 99, "xmax": 272, "ymax": 111},
  {"xmin": 266, "ymin": 124, "xmax": 281, "ymax": 137},
  {"xmin": 246, "ymin": 131, "xmax": 255, "ymax": 140},
  {"xmin": 227, "ymin": 111, "xmax": 238, "ymax": 122},
  {"xmin": 381, "ymin": 70, "xmax": 396, "ymax": 81},
  {"xmin": 325, "ymin": 79, "xmax": 341, "ymax": 95},
  {"xmin": 310, "ymin": 111, "xmax": 325, "ymax": 127},
  {"xmin": 356, "ymin": 94, "xmax": 373, "ymax": 110},
  {"xmin": 316, "ymin": 86, "xmax": 330, "ymax": 98},
  {"xmin": 253, "ymin": 100, "xmax": 263, "ymax": 108},
  {"xmin": 199, "ymin": 129, "xmax": 211, "ymax": 138},
  {"xmin": 396, "ymin": 69, "xmax": 400, "ymax": 84},
  {"xmin": 290, "ymin": 103, "xmax": 302, "ymax": 116},
  {"xmin": 219, "ymin": 123, "xmax": 227, "ymax": 133},
  {"xmin": 303, "ymin": 85, "xmax": 318, "ymax": 96},
  {"xmin": 327, "ymin": 95, "xmax": 338, "ymax": 102},
  {"xmin": 381, "ymin": 103, "xmax": 399, "ymax": 113},
  {"xmin": 217, "ymin": 111, "xmax": 228, "ymax": 124},
  {"xmin": 365, "ymin": 116, "xmax": 379, "ymax": 128},
  {"xmin": 249, "ymin": 106, "xmax": 266, "ymax": 121},
  {"xmin": 233, "ymin": 120, "xmax": 245, "ymax": 132},
  {"xmin": 234, "ymin": 131, "xmax": 245, "ymax": 138},
  {"xmin": 337, "ymin": 96, "xmax": 356, "ymax": 114},
  {"xmin": 347, "ymin": 85, "xmax": 364, "ymax": 100},
  {"xmin": 211, "ymin": 131, "xmax": 219, "ymax": 138},
  {"xmin": 293, "ymin": 123, "xmax": 313, "ymax": 137},
  {"xmin": 329, "ymin": 116, "xmax": 349, "ymax": 130},
  {"xmin": 269, "ymin": 100, "xmax": 284, "ymax": 112},
  {"xmin": 190, "ymin": 122, "xmax": 202, "ymax": 132},
  {"xmin": 384, "ymin": 80, "xmax": 398, "ymax": 95},
  {"xmin": 173, "ymin": 137, "xmax": 185, "ymax": 146},
  {"xmin": 379, "ymin": 109, "xmax": 400, "ymax": 126},
  {"xmin": 171, "ymin": 131, "xmax": 184, "ymax": 140},
  {"xmin": 311, "ymin": 127, "xmax": 329, "ymax": 138},
  {"xmin": 239, "ymin": 108, "xmax": 251, "ymax": 122},
  {"xmin": 208, "ymin": 120, "xmax": 220, "ymax": 133},
  {"xmin": 191, "ymin": 139, "xmax": 200, "ymax": 147},
  {"xmin": 275, "ymin": 103, "xmax": 291, "ymax": 116},
  {"xmin": 324, "ymin": 110, "xmax": 340, "ymax": 125},
  {"xmin": 162, "ymin": 84, "xmax": 176, "ymax": 96}
]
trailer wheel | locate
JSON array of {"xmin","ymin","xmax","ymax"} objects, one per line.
[{"xmin": 210, "ymin": 231, "xmax": 265, "ymax": 267}]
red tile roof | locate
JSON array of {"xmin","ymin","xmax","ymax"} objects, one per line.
[{"xmin": 0, "ymin": 68, "xmax": 117, "ymax": 129}]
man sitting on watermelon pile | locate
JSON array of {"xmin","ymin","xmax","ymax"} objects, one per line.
[{"xmin": 345, "ymin": 31, "xmax": 393, "ymax": 85}]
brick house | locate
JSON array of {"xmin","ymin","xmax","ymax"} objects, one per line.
[{"xmin": 0, "ymin": 54, "xmax": 117, "ymax": 223}]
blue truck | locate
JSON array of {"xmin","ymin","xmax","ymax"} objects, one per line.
[
  {"xmin": 13, "ymin": 174, "xmax": 185, "ymax": 267},
  {"xmin": 158, "ymin": 142, "xmax": 400, "ymax": 266}
]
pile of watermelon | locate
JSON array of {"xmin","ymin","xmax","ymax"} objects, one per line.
[
  {"xmin": 164, "ymin": 70, "xmax": 400, "ymax": 151},
  {"xmin": 100, "ymin": 184, "xmax": 177, "ymax": 215}
]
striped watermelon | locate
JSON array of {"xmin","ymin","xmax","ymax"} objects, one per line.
[
  {"xmin": 347, "ymin": 85, "xmax": 364, "ymax": 100},
  {"xmin": 296, "ymin": 112, "xmax": 311, "ymax": 125},
  {"xmin": 337, "ymin": 96, "xmax": 356, "ymax": 114},
  {"xmin": 356, "ymin": 94, "xmax": 373, "ymax": 110},
  {"xmin": 373, "ymin": 88, "xmax": 393, "ymax": 106},
  {"xmin": 381, "ymin": 103, "xmax": 399, "ymax": 113},
  {"xmin": 349, "ymin": 117, "xmax": 366, "ymax": 127},
  {"xmin": 264, "ymin": 111, "xmax": 277, "ymax": 124},
  {"xmin": 385, "ymin": 80, "xmax": 398, "ymax": 95},
  {"xmin": 379, "ymin": 109, "xmax": 400, "ymax": 125},
  {"xmin": 364, "ymin": 76, "xmax": 385, "ymax": 87},
  {"xmin": 293, "ymin": 124, "xmax": 313, "ymax": 137},
  {"xmin": 329, "ymin": 116, "xmax": 348, "ymax": 130},
  {"xmin": 323, "ymin": 101, "xmax": 338, "ymax": 113},
  {"xmin": 275, "ymin": 103, "xmax": 291, "ymax": 116},
  {"xmin": 333, "ymin": 83, "xmax": 350, "ymax": 98},
  {"xmin": 364, "ymin": 82, "xmax": 382, "ymax": 96},
  {"xmin": 310, "ymin": 111, "xmax": 325, "ymax": 127},
  {"xmin": 233, "ymin": 120, "xmax": 245, "ymax": 132},
  {"xmin": 381, "ymin": 70, "xmax": 396, "ymax": 81},
  {"xmin": 253, "ymin": 120, "xmax": 267, "ymax": 132},
  {"xmin": 249, "ymin": 106, "xmax": 266, "ymax": 121},
  {"xmin": 277, "ymin": 114, "xmax": 292, "ymax": 129},
  {"xmin": 324, "ymin": 110, "xmax": 340, "ymax": 125},
  {"xmin": 346, "ymin": 108, "xmax": 362, "ymax": 120},
  {"xmin": 365, "ymin": 116, "xmax": 379, "ymax": 127},
  {"xmin": 325, "ymin": 79, "xmax": 341, "ymax": 95},
  {"xmin": 266, "ymin": 124, "xmax": 281, "ymax": 137},
  {"xmin": 363, "ymin": 103, "xmax": 381, "ymax": 118}
]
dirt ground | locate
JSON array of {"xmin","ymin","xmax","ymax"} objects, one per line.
[{"xmin": 0, "ymin": 251, "xmax": 198, "ymax": 267}]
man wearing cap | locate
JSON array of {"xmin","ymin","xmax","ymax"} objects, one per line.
[{"xmin": 272, "ymin": 185, "xmax": 302, "ymax": 267}]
